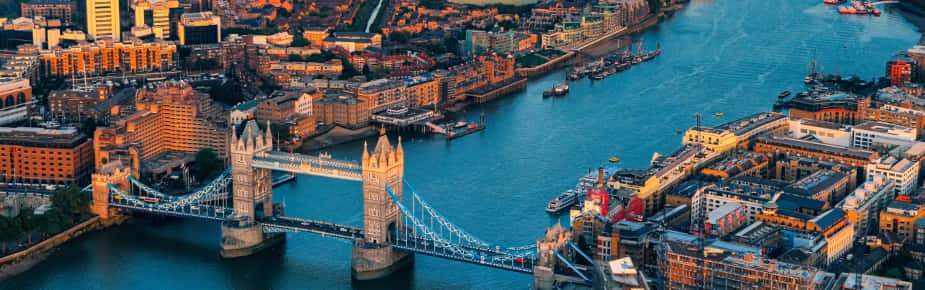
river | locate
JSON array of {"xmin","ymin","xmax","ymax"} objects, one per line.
[{"xmin": 2, "ymin": 0, "xmax": 920, "ymax": 289}]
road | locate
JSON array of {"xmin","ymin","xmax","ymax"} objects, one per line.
[{"xmin": 365, "ymin": 0, "xmax": 384, "ymax": 33}]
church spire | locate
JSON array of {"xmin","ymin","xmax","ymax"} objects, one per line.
[{"xmin": 397, "ymin": 136, "xmax": 403, "ymax": 155}]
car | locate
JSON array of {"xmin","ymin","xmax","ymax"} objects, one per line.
[{"xmin": 190, "ymin": 205, "xmax": 200, "ymax": 211}]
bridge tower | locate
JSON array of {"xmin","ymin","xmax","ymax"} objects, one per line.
[
  {"xmin": 90, "ymin": 164, "xmax": 132, "ymax": 219},
  {"xmin": 351, "ymin": 128, "xmax": 413, "ymax": 280},
  {"xmin": 221, "ymin": 120, "xmax": 282, "ymax": 258}
]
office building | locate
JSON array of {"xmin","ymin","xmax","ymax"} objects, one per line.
[
  {"xmin": 0, "ymin": 79, "xmax": 32, "ymax": 126},
  {"xmin": 866, "ymin": 154, "xmax": 919, "ymax": 197},
  {"xmin": 178, "ymin": 12, "xmax": 221, "ymax": 45},
  {"xmin": 39, "ymin": 39, "xmax": 176, "ymax": 77},
  {"xmin": 132, "ymin": 0, "xmax": 181, "ymax": 39},
  {"xmin": 86, "ymin": 0, "xmax": 120, "ymax": 40},
  {"xmin": 879, "ymin": 201, "xmax": 925, "ymax": 240}
]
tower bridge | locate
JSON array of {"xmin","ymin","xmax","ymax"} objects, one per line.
[{"xmin": 90, "ymin": 120, "xmax": 588, "ymax": 287}]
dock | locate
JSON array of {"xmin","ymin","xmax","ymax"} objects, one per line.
[{"xmin": 447, "ymin": 125, "xmax": 486, "ymax": 140}]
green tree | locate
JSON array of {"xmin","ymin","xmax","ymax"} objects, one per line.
[
  {"xmin": 419, "ymin": 0, "xmax": 445, "ymax": 9},
  {"xmin": 388, "ymin": 31, "xmax": 411, "ymax": 44},
  {"xmin": 288, "ymin": 54, "xmax": 303, "ymax": 61},
  {"xmin": 0, "ymin": 215, "xmax": 23, "ymax": 254},
  {"xmin": 290, "ymin": 35, "xmax": 310, "ymax": 47},
  {"xmin": 194, "ymin": 148, "xmax": 220, "ymax": 181},
  {"xmin": 37, "ymin": 208, "xmax": 67, "ymax": 238},
  {"xmin": 51, "ymin": 185, "xmax": 90, "ymax": 216},
  {"xmin": 16, "ymin": 210, "xmax": 38, "ymax": 244}
]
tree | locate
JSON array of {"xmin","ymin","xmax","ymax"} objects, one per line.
[
  {"xmin": 362, "ymin": 64, "xmax": 371, "ymax": 76},
  {"xmin": 287, "ymin": 54, "xmax": 303, "ymax": 62},
  {"xmin": 194, "ymin": 148, "xmax": 220, "ymax": 181},
  {"xmin": 388, "ymin": 31, "xmax": 411, "ymax": 44},
  {"xmin": 0, "ymin": 215, "xmax": 23, "ymax": 254},
  {"xmin": 16, "ymin": 210, "xmax": 38, "ymax": 244},
  {"xmin": 290, "ymin": 35, "xmax": 310, "ymax": 47},
  {"xmin": 419, "ymin": 0, "xmax": 445, "ymax": 9},
  {"xmin": 51, "ymin": 185, "xmax": 90, "ymax": 216}
]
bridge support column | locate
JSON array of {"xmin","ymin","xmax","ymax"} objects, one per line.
[
  {"xmin": 220, "ymin": 217, "xmax": 285, "ymax": 258},
  {"xmin": 351, "ymin": 244, "xmax": 413, "ymax": 280}
]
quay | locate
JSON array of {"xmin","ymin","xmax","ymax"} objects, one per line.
[{"xmin": 465, "ymin": 77, "xmax": 528, "ymax": 104}]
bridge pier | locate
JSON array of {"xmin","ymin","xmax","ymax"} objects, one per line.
[
  {"xmin": 351, "ymin": 244, "xmax": 413, "ymax": 280},
  {"xmin": 220, "ymin": 216, "xmax": 285, "ymax": 258}
]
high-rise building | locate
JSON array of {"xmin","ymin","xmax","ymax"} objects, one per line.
[
  {"xmin": 178, "ymin": 12, "xmax": 221, "ymax": 45},
  {"xmin": 86, "ymin": 0, "xmax": 120, "ymax": 40},
  {"xmin": 39, "ymin": 39, "xmax": 176, "ymax": 77},
  {"xmin": 132, "ymin": 0, "xmax": 180, "ymax": 40}
]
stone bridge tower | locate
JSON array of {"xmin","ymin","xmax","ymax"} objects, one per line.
[
  {"xmin": 351, "ymin": 128, "xmax": 413, "ymax": 280},
  {"xmin": 90, "ymin": 163, "xmax": 132, "ymax": 219},
  {"xmin": 221, "ymin": 120, "xmax": 280, "ymax": 258}
]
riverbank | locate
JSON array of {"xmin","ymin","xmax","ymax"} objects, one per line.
[
  {"xmin": 0, "ymin": 215, "xmax": 126, "ymax": 281},
  {"xmin": 298, "ymin": 125, "xmax": 378, "ymax": 153}
]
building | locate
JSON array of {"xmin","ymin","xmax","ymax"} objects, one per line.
[
  {"xmin": 0, "ymin": 79, "xmax": 32, "ymax": 126},
  {"xmin": 178, "ymin": 12, "xmax": 220, "ymax": 45},
  {"xmin": 302, "ymin": 27, "xmax": 329, "ymax": 46},
  {"xmin": 93, "ymin": 81, "xmax": 229, "ymax": 173},
  {"xmin": 857, "ymin": 97, "xmax": 925, "ymax": 138},
  {"xmin": 782, "ymin": 169, "xmax": 850, "ymax": 204},
  {"xmin": 322, "ymin": 32, "xmax": 381, "ymax": 52},
  {"xmin": 463, "ymin": 29, "xmax": 489, "ymax": 55},
  {"xmin": 700, "ymin": 152, "xmax": 767, "ymax": 180},
  {"xmin": 132, "ymin": 0, "xmax": 181, "ymax": 39},
  {"xmin": 681, "ymin": 126, "xmax": 736, "ymax": 153},
  {"xmin": 21, "ymin": 0, "xmax": 74, "ymax": 27},
  {"xmin": 773, "ymin": 156, "xmax": 859, "ymax": 190},
  {"xmin": 788, "ymin": 117, "xmax": 852, "ymax": 147},
  {"xmin": 661, "ymin": 240, "xmax": 835, "ymax": 289},
  {"xmin": 704, "ymin": 202, "xmax": 748, "ymax": 238},
  {"xmin": 783, "ymin": 92, "xmax": 858, "ymax": 124},
  {"xmin": 851, "ymin": 121, "xmax": 917, "ymax": 151},
  {"xmin": 692, "ymin": 183, "xmax": 779, "ymax": 224},
  {"xmin": 356, "ymin": 79, "xmax": 406, "ymax": 113},
  {"xmin": 255, "ymin": 90, "xmax": 315, "ymax": 124},
  {"xmin": 47, "ymin": 85, "xmax": 110, "ymax": 121},
  {"xmin": 807, "ymin": 208, "xmax": 854, "ymax": 265},
  {"xmin": 833, "ymin": 273, "xmax": 912, "ymax": 290},
  {"xmin": 314, "ymin": 93, "xmax": 371, "ymax": 128},
  {"xmin": 0, "ymin": 127, "xmax": 93, "ymax": 185},
  {"xmin": 603, "ymin": 257, "xmax": 649, "ymax": 290},
  {"xmin": 754, "ymin": 135, "xmax": 878, "ymax": 168},
  {"xmin": 879, "ymin": 201, "xmax": 925, "ymax": 240},
  {"xmin": 839, "ymin": 174, "xmax": 894, "ymax": 240},
  {"xmin": 39, "ymin": 39, "xmax": 176, "ymax": 77},
  {"xmin": 866, "ymin": 154, "xmax": 919, "ymax": 197},
  {"xmin": 86, "ymin": 0, "xmax": 120, "ymax": 40},
  {"xmin": 403, "ymin": 75, "xmax": 439, "ymax": 108}
]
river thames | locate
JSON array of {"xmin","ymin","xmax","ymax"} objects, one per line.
[{"xmin": 3, "ymin": 0, "xmax": 922, "ymax": 289}]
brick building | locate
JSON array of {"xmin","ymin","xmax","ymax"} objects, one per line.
[{"xmin": 0, "ymin": 127, "xmax": 93, "ymax": 185}]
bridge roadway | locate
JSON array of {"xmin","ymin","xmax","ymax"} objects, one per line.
[
  {"xmin": 108, "ymin": 202, "xmax": 233, "ymax": 222},
  {"xmin": 251, "ymin": 151, "xmax": 362, "ymax": 181},
  {"xmin": 259, "ymin": 216, "xmax": 364, "ymax": 240}
]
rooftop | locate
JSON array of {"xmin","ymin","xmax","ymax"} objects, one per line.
[
  {"xmin": 853, "ymin": 121, "xmax": 915, "ymax": 136},
  {"xmin": 716, "ymin": 112, "xmax": 785, "ymax": 136},
  {"xmin": 783, "ymin": 169, "xmax": 847, "ymax": 197},
  {"xmin": 758, "ymin": 135, "xmax": 877, "ymax": 161}
]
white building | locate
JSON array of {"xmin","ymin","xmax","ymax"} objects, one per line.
[
  {"xmin": 851, "ymin": 121, "xmax": 917, "ymax": 150},
  {"xmin": 838, "ymin": 174, "xmax": 894, "ymax": 241},
  {"xmin": 692, "ymin": 184, "xmax": 779, "ymax": 224},
  {"xmin": 866, "ymin": 154, "xmax": 919, "ymax": 197},
  {"xmin": 788, "ymin": 118, "xmax": 852, "ymax": 147}
]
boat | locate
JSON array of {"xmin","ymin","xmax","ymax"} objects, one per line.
[
  {"xmin": 554, "ymin": 83, "xmax": 569, "ymax": 96},
  {"xmin": 546, "ymin": 190, "xmax": 580, "ymax": 213},
  {"xmin": 675, "ymin": 129, "xmax": 683, "ymax": 134},
  {"xmin": 543, "ymin": 90, "xmax": 555, "ymax": 98},
  {"xmin": 824, "ymin": 0, "xmax": 845, "ymax": 4},
  {"xmin": 778, "ymin": 90, "xmax": 791, "ymax": 99},
  {"xmin": 715, "ymin": 112, "xmax": 724, "ymax": 117},
  {"xmin": 454, "ymin": 121, "xmax": 467, "ymax": 128},
  {"xmin": 608, "ymin": 157, "xmax": 620, "ymax": 163}
]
